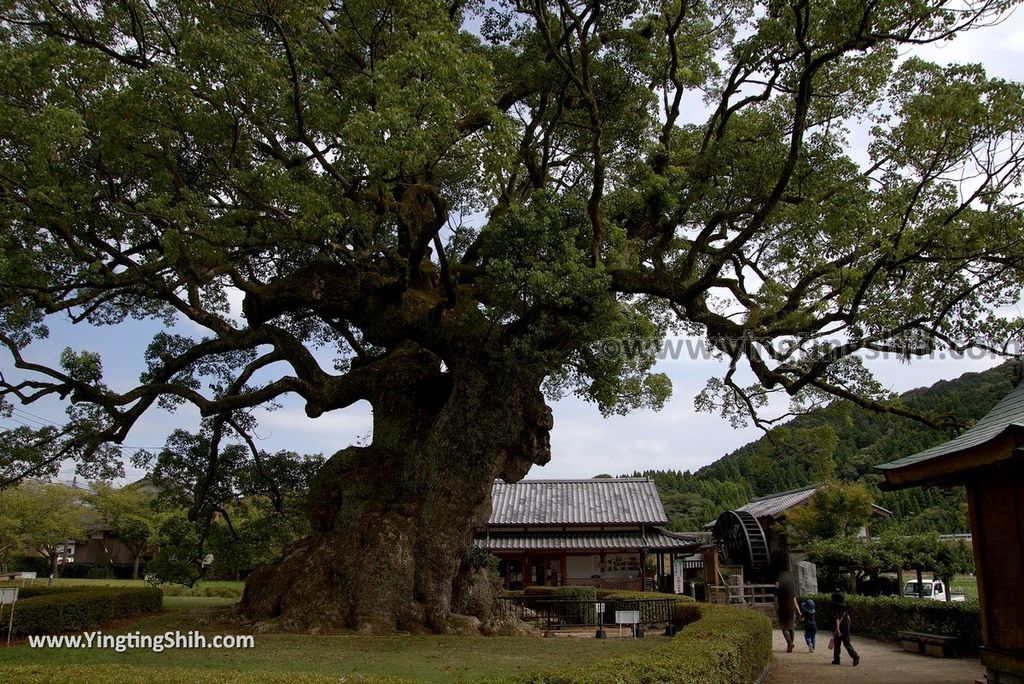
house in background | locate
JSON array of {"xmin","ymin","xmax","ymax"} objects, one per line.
[
  {"xmin": 474, "ymin": 478, "xmax": 703, "ymax": 592},
  {"xmin": 707, "ymin": 483, "xmax": 892, "ymax": 584}
]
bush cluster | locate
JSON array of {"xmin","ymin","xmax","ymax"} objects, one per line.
[
  {"xmin": 805, "ymin": 593, "xmax": 982, "ymax": 652},
  {"xmin": 599, "ymin": 591, "xmax": 698, "ymax": 626},
  {"xmin": 511, "ymin": 603, "xmax": 771, "ymax": 683},
  {"xmin": 523, "ymin": 585, "xmax": 598, "ymax": 624},
  {"xmin": 157, "ymin": 583, "xmax": 243, "ymax": 598},
  {"xmin": 4, "ymin": 586, "xmax": 163, "ymax": 638}
]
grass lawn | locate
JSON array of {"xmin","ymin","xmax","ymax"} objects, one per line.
[
  {"xmin": 0, "ymin": 595, "xmax": 664, "ymax": 683},
  {"xmin": 951, "ymin": 575, "xmax": 978, "ymax": 600}
]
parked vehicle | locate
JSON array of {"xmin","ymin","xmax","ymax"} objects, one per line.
[{"xmin": 903, "ymin": 580, "xmax": 966, "ymax": 601}]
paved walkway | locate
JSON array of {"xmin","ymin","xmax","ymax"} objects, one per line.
[{"xmin": 765, "ymin": 630, "xmax": 984, "ymax": 683}]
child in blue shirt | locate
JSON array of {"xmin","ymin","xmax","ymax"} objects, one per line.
[{"xmin": 801, "ymin": 598, "xmax": 817, "ymax": 652}]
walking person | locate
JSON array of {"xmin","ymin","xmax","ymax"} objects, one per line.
[
  {"xmin": 831, "ymin": 592, "xmax": 860, "ymax": 666},
  {"xmin": 801, "ymin": 598, "xmax": 817, "ymax": 653},
  {"xmin": 776, "ymin": 573, "xmax": 802, "ymax": 653}
]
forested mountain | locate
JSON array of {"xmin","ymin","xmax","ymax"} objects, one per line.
[{"xmin": 623, "ymin": 361, "xmax": 1017, "ymax": 533}]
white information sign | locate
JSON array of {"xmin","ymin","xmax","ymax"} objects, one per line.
[
  {"xmin": 615, "ymin": 610, "xmax": 639, "ymax": 624},
  {"xmin": 0, "ymin": 586, "xmax": 18, "ymax": 646}
]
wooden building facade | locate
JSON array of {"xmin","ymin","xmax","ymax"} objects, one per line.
[
  {"xmin": 474, "ymin": 478, "xmax": 702, "ymax": 592},
  {"xmin": 878, "ymin": 382, "xmax": 1024, "ymax": 684}
]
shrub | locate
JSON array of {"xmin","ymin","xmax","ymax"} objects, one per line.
[
  {"xmin": 8, "ymin": 554, "xmax": 50, "ymax": 575},
  {"xmin": 5, "ymin": 587, "xmax": 163, "ymax": 638},
  {"xmin": 158, "ymin": 583, "xmax": 243, "ymax": 598},
  {"xmin": 805, "ymin": 593, "xmax": 982, "ymax": 652},
  {"xmin": 600, "ymin": 591, "xmax": 695, "ymax": 626},
  {"xmin": 511, "ymin": 603, "xmax": 771, "ymax": 683},
  {"xmin": 6, "ymin": 586, "xmax": 86, "ymax": 599},
  {"xmin": 523, "ymin": 586, "xmax": 597, "ymax": 624}
]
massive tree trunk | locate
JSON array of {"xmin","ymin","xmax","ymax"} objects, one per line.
[{"xmin": 240, "ymin": 347, "xmax": 551, "ymax": 632}]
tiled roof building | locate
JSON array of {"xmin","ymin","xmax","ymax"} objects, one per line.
[{"xmin": 475, "ymin": 478, "xmax": 703, "ymax": 592}]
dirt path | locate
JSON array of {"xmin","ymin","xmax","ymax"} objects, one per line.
[{"xmin": 765, "ymin": 629, "xmax": 984, "ymax": 684}]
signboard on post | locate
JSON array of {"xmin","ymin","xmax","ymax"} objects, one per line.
[
  {"xmin": 615, "ymin": 609, "xmax": 640, "ymax": 638},
  {"xmin": 673, "ymin": 558, "xmax": 685, "ymax": 594},
  {"xmin": 0, "ymin": 586, "xmax": 19, "ymax": 646}
]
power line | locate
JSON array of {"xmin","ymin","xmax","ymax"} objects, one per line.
[{"xmin": 5, "ymin": 409, "xmax": 166, "ymax": 450}]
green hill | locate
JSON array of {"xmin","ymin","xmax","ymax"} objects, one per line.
[{"xmin": 624, "ymin": 361, "xmax": 1016, "ymax": 533}]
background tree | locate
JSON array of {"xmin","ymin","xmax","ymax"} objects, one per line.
[
  {"xmin": 805, "ymin": 535, "xmax": 887, "ymax": 593},
  {"xmin": 932, "ymin": 538, "xmax": 975, "ymax": 602},
  {"xmin": 88, "ymin": 481, "xmax": 164, "ymax": 579},
  {"xmin": 142, "ymin": 428, "xmax": 317, "ymax": 582},
  {"xmin": 147, "ymin": 513, "xmax": 206, "ymax": 587},
  {"xmin": 887, "ymin": 532, "xmax": 975, "ymax": 600},
  {"xmin": 0, "ymin": 488, "xmax": 24, "ymax": 572},
  {"xmin": 2, "ymin": 482, "xmax": 90, "ymax": 577},
  {"xmin": 1, "ymin": 0, "xmax": 1023, "ymax": 630},
  {"xmin": 788, "ymin": 481, "xmax": 875, "ymax": 543}
]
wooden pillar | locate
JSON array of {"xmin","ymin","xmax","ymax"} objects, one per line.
[
  {"xmin": 560, "ymin": 553, "xmax": 567, "ymax": 586},
  {"xmin": 523, "ymin": 553, "xmax": 530, "ymax": 588}
]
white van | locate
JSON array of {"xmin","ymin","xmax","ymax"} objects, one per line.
[{"xmin": 903, "ymin": 579, "xmax": 966, "ymax": 602}]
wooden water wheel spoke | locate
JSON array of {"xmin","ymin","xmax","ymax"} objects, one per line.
[{"xmin": 712, "ymin": 510, "xmax": 770, "ymax": 582}]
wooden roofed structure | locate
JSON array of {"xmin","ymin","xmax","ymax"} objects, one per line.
[
  {"xmin": 877, "ymin": 381, "xmax": 1024, "ymax": 684},
  {"xmin": 474, "ymin": 478, "xmax": 704, "ymax": 592}
]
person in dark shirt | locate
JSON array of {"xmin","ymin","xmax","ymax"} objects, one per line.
[
  {"xmin": 801, "ymin": 598, "xmax": 817, "ymax": 652},
  {"xmin": 832, "ymin": 592, "xmax": 860, "ymax": 666},
  {"xmin": 776, "ymin": 573, "xmax": 802, "ymax": 653}
]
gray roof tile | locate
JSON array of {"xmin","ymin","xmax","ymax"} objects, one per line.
[
  {"xmin": 488, "ymin": 478, "xmax": 669, "ymax": 526},
  {"xmin": 475, "ymin": 530, "xmax": 701, "ymax": 552},
  {"xmin": 737, "ymin": 484, "xmax": 819, "ymax": 518}
]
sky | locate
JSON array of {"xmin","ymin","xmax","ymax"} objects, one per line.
[{"xmin": 3, "ymin": 6, "xmax": 1023, "ymax": 484}]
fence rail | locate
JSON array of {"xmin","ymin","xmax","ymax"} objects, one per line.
[
  {"xmin": 706, "ymin": 583, "xmax": 776, "ymax": 606},
  {"xmin": 495, "ymin": 597, "xmax": 677, "ymax": 632}
]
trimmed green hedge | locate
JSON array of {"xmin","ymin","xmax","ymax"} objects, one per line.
[
  {"xmin": 4, "ymin": 585, "xmax": 87, "ymax": 599},
  {"xmin": 524, "ymin": 586, "xmax": 598, "ymax": 624},
  {"xmin": 510, "ymin": 603, "xmax": 771, "ymax": 683},
  {"xmin": 805, "ymin": 593, "xmax": 982, "ymax": 652},
  {"xmin": 4, "ymin": 587, "xmax": 163, "ymax": 638},
  {"xmin": 600, "ymin": 591, "xmax": 698, "ymax": 626}
]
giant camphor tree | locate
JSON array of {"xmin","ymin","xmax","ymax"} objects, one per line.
[{"xmin": 1, "ymin": 0, "xmax": 1023, "ymax": 631}]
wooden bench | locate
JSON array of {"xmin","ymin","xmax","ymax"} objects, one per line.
[{"xmin": 898, "ymin": 630, "xmax": 960, "ymax": 658}]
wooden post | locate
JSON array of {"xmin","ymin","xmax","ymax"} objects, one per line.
[
  {"xmin": 559, "ymin": 553, "xmax": 567, "ymax": 587},
  {"xmin": 523, "ymin": 553, "xmax": 530, "ymax": 588}
]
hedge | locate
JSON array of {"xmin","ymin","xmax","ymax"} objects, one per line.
[
  {"xmin": 600, "ymin": 591, "xmax": 699, "ymax": 627},
  {"xmin": 805, "ymin": 593, "xmax": 982, "ymax": 652},
  {"xmin": 3, "ymin": 587, "xmax": 163, "ymax": 638},
  {"xmin": 4, "ymin": 585, "xmax": 87, "ymax": 599},
  {"xmin": 524, "ymin": 585, "xmax": 598, "ymax": 624},
  {"xmin": 509, "ymin": 602, "xmax": 772, "ymax": 684}
]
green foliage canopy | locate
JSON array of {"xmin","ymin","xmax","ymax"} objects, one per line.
[
  {"xmin": 788, "ymin": 481, "xmax": 875, "ymax": 542},
  {"xmin": 0, "ymin": 0, "xmax": 1022, "ymax": 486}
]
